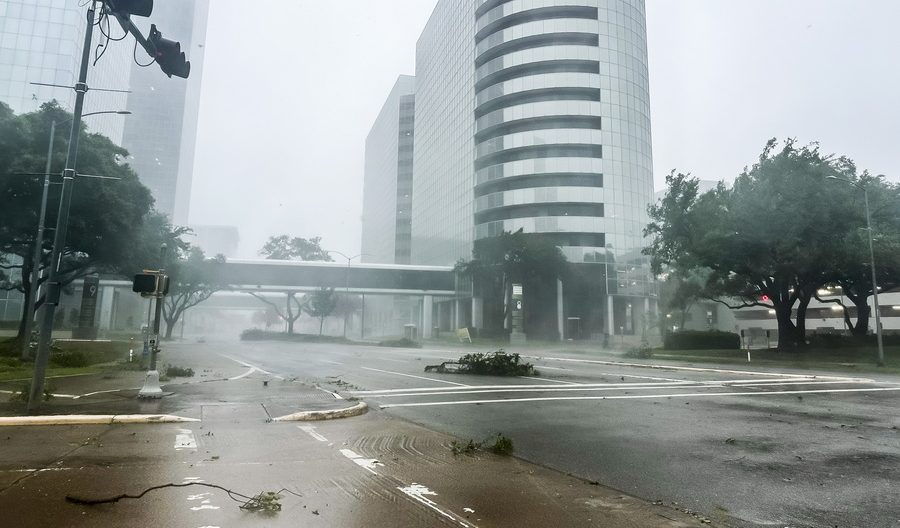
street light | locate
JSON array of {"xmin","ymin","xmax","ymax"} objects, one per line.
[
  {"xmin": 20, "ymin": 110, "xmax": 132, "ymax": 360},
  {"xmin": 326, "ymin": 250, "xmax": 368, "ymax": 338},
  {"xmin": 826, "ymin": 175, "xmax": 885, "ymax": 367}
]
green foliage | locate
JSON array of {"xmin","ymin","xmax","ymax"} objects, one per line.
[
  {"xmin": 164, "ymin": 364, "xmax": 195, "ymax": 378},
  {"xmin": 489, "ymin": 434, "xmax": 514, "ymax": 456},
  {"xmin": 457, "ymin": 349, "xmax": 534, "ymax": 376},
  {"xmin": 303, "ymin": 287, "xmax": 337, "ymax": 335},
  {"xmin": 50, "ymin": 350, "xmax": 90, "ymax": 368},
  {"xmin": 259, "ymin": 235, "xmax": 332, "ymax": 261},
  {"xmin": 664, "ymin": 330, "xmax": 741, "ymax": 350},
  {"xmin": 624, "ymin": 344, "xmax": 653, "ymax": 359},
  {"xmin": 645, "ymin": 139, "xmax": 900, "ymax": 349},
  {"xmin": 455, "ymin": 230, "xmax": 568, "ymax": 339},
  {"xmin": 240, "ymin": 329, "xmax": 354, "ymax": 344},
  {"xmin": 161, "ymin": 247, "xmax": 226, "ymax": 339},
  {"xmin": 10, "ymin": 381, "xmax": 55, "ymax": 402},
  {"xmin": 449, "ymin": 434, "xmax": 514, "ymax": 456},
  {"xmin": 0, "ymin": 101, "xmax": 156, "ymax": 341},
  {"xmin": 377, "ymin": 337, "xmax": 421, "ymax": 348}
]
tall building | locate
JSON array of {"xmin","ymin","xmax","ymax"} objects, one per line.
[
  {"xmin": 369, "ymin": 0, "xmax": 657, "ymax": 338},
  {"xmin": 0, "ymin": 0, "xmax": 209, "ymax": 225},
  {"xmin": 362, "ymin": 75, "xmax": 416, "ymax": 264},
  {"xmin": 0, "ymin": 0, "xmax": 133, "ymax": 144},
  {"xmin": 122, "ymin": 0, "xmax": 209, "ymax": 224}
]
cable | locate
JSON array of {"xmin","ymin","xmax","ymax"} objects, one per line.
[
  {"xmin": 99, "ymin": 11, "xmax": 128, "ymax": 41},
  {"xmin": 133, "ymin": 38, "xmax": 156, "ymax": 67}
]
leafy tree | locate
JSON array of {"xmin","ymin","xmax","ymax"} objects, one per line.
[
  {"xmin": 259, "ymin": 235, "xmax": 332, "ymax": 261},
  {"xmin": 646, "ymin": 140, "xmax": 860, "ymax": 349},
  {"xmin": 0, "ymin": 101, "xmax": 154, "ymax": 344},
  {"xmin": 161, "ymin": 247, "xmax": 226, "ymax": 339},
  {"xmin": 251, "ymin": 234, "xmax": 332, "ymax": 333},
  {"xmin": 817, "ymin": 175, "xmax": 900, "ymax": 336},
  {"xmin": 455, "ymin": 229, "xmax": 568, "ymax": 339},
  {"xmin": 304, "ymin": 287, "xmax": 337, "ymax": 336},
  {"xmin": 658, "ymin": 268, "xmax": 708, "ymax": 331}
]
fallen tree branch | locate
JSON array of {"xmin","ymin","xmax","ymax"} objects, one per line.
[{"xmin": 66, "ymin": 482, "xmax": 301, "ymax": 513}]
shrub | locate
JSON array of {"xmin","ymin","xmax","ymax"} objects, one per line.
[
  {"xmin": 9, "ymin": 381, "xmax": 55, "ymax": 402},
  {"xmin": 623, "ymin": 344, "xmax": 653, "ymax": 359},
  {"xmin": 489, "ymin": 434, "xmax": 514, "ymax": 455},
  {"xmin": 664, "ymin": 330, "xmax": 740, "ymax": 350},
  {"xmin": 457, "ymin": 349, "xmax": 534, "ymax": 376},
  {"xmin": 50, "ymin": 351, "xmax": 90, "ymax": 368},
  {"xmin": 377, "ymin": 337, "xmax": 421, "ymax": 348},
  {"xmin": 240, "ymin": 329, "xmax": 354, "ymax": 344},
  {"xmin": 165, "ymin": 364, "xmax": 195, "ymax": 378}
]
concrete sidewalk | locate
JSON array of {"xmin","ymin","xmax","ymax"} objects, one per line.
[{"xmin": 0, "ymin": 342, "xmax": 363, "ymax": 422}]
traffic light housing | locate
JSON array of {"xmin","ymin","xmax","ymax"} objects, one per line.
[
  {"xmin": 105, "ymin": 0, "xmax": 153, "ymax": 17},
  {"xmin": 133, "ymin": 273, "xmax": 158, "ymax": 294},
  {"xmin": 149, "ymin": 24, "xmax": 190, "ymax": 79}
]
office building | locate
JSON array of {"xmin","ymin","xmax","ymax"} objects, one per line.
[
  {"xmin": 363, "ymin": 0, "xmax": 656, "ymax": 338},
  {"xmin": 0, "ymin": 0, "xmax": 133, "ymax": 143},
  {"xmin": 0, "ymin": 0, "xmax": 209, "ymax": 225},
  {"xmin": 362, "ymin": 75, "xmax": 416, "ymax": 264},
  {"xmin": 121, "ymin": 0, "xmax": 209, "ymax": 224},
  {"xmin": 189, "ymin": 224, "xmax": 239, "ymax": 259}
]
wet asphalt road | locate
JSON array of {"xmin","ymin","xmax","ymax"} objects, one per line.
[{"xmin": 218, "ymin": 340, "xmax": 900, "ymax": 528}]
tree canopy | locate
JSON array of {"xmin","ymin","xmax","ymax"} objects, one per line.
[
  {"xmin": 161, "ymin": 246, "xmax": 226, "ymax": 339},
  {"xmin": 0, "ymin": 101, "xmax": 155, "ymax": 340},
  {"xmin": 259, "ymin": 235, "xmax": 332, "ymax": 261},
  {"xmin": 645, "ymin": 139, "xmax": 900, "ymax": 348}
]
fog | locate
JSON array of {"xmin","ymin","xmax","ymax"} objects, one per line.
[{"xmin": 187, "ymin": 0, "xmax": 900, "ymax": 259}]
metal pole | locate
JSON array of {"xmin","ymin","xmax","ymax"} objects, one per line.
[
  {"xmin": 863, "ymin": 188, "xmax": 885, "ymax": 367},
  {"xmin": 361, "ymin": 293, "xmax": 365, "ymax": 340},
  {"xmin": 139, "ymin": 244, "xmax": 166, "ymax": 398},
  {"xmin": 343, "ymin": 257, "xmax": 350, "ymax": 338},
  {"xmin": 28, "ymin": 1, "xmax": 97, "ymax": 411},
  {"xmin": 21, "ymin": 120, "xmax": 56, "ymax": 360}
]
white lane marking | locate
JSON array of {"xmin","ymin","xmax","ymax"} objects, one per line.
[
  {"xmin": 366, "ymin": 379, "xmax": 869, "ymax": 399},
  {"xmin": 298, "ymin": 425, "xmax": 328, "ymax": 442},
  {"xmin": 175, "ymin": 429, "xmax": 197, "ymax": 451},
  {"xmin": 76, "ymin": 388, "xmax": 141, "ymax": 398},
  {"xmin": 533, "ymin": 365, "xmax": 568, "ymax": 371},
  {"xmin": 220, "ymin": 355, "xmax": 284, "ymax": 380},
  {"xmin": 374, "ymin": 357, "xmax": 408, "ymax": 363},
  {"xmin": 529, "ymin": 356, "xmax": 871, "ymax": 382},
  {"xmin": 398, "ymin": 483, "xmax": 477, "ymax": 528},
  {"xmin": 360, "ymin": 366, "xmax": 470, "ymax": 387},
  {"xmin": 339, "ymin": 448, "xmax": 384, "ymax": 475},
  {"xmin": 228, "ymin": 366, "xmax": 258, "ymax": 380},
  {"xmin": 0, "ymin": 389, "xmax": 78, "ymax": 399},
  {"xmin": 380, "ymin": 386, "xmax": 900, "ymax": 408},
  {"xmin": 519, "ymin": 375, "xmax": 578, "ymax": 385},
  {"xmin": 321, "ymin": 360, "xmax": 344, "ymax": 366},
  {"xmin": 351, "ymin": 377, "xmax": 828, "ymax": 395},
  {"xmin": 190, "ymin": 504, "xmax": 220, "ymax": 511}
]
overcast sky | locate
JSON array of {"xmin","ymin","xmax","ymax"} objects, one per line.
[{"xmin": 188, "ymin": 0, "xmax": 900, "ymax": 259}]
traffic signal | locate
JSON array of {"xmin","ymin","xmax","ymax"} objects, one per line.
[
  {"xmin": 105, "ymin": 0, "xmax": 153, "ymax": 17},
  {"xmin": 149, "ymin": 24, "xmax": 190, "ymax": 79},
  {"xmin": 133, "ymin": 273, "xmax": 158, "ymax": 294}
]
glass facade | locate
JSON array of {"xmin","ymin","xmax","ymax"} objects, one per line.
[
  {"xmin": 362, "ymin": 75, "xmax": 416, "ymax": 264},
  {"xmin": 121, "ymin": 0, "xmax": 209, "ymax": 223},
  {"xmin": 410, "ymin": 0, "xmax": 476, "ymax": 266},
  {"xmin": 0, "ymin": 0, "xmax": 133, "ymax": 144}
]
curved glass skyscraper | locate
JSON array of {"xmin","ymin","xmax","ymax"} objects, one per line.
[
  {"xmin": 364, "ymin": 0, "xmax": 656, "ymax": 338},
  {"xmin": 473, "ymin": 0, "xmax": 652, "ymax": 266}
]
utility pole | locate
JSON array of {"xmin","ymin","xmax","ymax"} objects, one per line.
[
  {"xmin": 28, "ymin": 1, "xmax": 97, "ymax": 411},
  {"xmin": 863, "ymin": 188, "xmax": 885, "ymax": 367},
  {"xmin": 21, "ymin": 121, "xmax": 56, "ymax": 361},
  {"xmin": 138, "ymin": 243, "xmax": 167, "ymax": 398}
]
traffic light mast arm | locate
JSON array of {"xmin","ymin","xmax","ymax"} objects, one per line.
[{"xmin": 109, "ymin": 12, "xmax": 155, "ymax": 60}]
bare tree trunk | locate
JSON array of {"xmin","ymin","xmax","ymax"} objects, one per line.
[{"xmin": 318, "ymin": 316, "xmax": 324, "ymax": 336}]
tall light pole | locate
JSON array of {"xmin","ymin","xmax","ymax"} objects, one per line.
[
  {"xmin": 326, "ymin": 251, "xmax": 367, "ymax": 338},
  {"xmin": 21, "ymin": 110, "xmax": 131, "ymax": 360},
  {"xmin": 827, "ymin": 176, "xmax": 885, "ymax": 367},
  {"xmin": 28, "ymin": 0, "xmax": 99, "ymax": 410}
]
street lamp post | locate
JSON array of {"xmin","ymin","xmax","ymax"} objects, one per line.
[
  {"xmin": 827, "ymin": 176, "xmax": 885, "ymax": 367},
  {"xmin": 326, "ymin": 251, "xmax": 367, "ymax": 338},
  {"xmin": 20, "ymin": 110, "xmax": 131, "ymax": 360}
]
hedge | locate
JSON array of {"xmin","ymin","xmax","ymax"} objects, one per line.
[{"xmin": 664, "ymin": 330, "xmax": 741, "ymax": 350}]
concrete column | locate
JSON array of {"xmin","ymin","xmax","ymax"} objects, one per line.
[
  {"xmin": 607, "ymin": 295, "xmax": 614, "ymax": 335},
  {"xmin": 455, "ymin": 298, "xmax": 462, "ymax": 329},
  {"xmin": 556, "ymin": 278, "xmax": 564, "ymax": 340},
  {"xmin": 98, "ymin": 285, "xmax": 115, "ymax": 331},
  {"xmin": 422, "ymin": 295, "xmax": 433, "ymax": 339},
  {"xmin": 472, "ymin": 297, "xmax": 483, "ymax": 328}
]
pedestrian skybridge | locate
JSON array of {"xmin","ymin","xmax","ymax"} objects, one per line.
[{"xmin": 221, "ymin": 259, "xmax": 457, "ymax": 296}]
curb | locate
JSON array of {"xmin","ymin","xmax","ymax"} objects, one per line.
[
  {"xmin": 0, "ymin": 414, "xmax": 200, "ymax": 426},
  {"xmin": 272, "ymin": 401, "xmax": 368, "ymax": 422}
]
